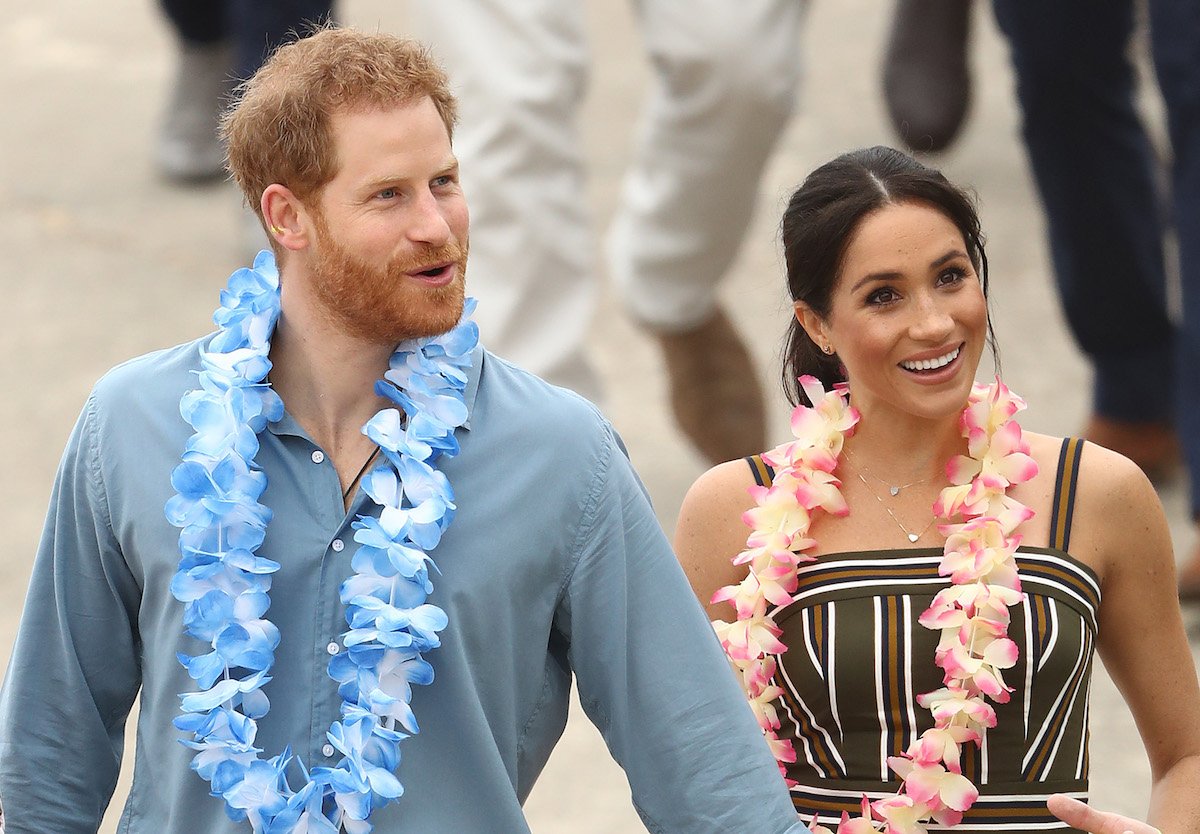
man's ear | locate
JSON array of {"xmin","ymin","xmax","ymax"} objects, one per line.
[{"xmin": 261, "ymin": 184, "xmax": 313, "ymax": 252}]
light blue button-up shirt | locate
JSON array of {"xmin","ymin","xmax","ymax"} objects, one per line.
[{"xmin": 0, "ymin": 337, "xmax": 804, "ymax": 833}]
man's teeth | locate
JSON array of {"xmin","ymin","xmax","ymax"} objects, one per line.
[{"xmin": 901, "ymin": 347, "xmax": 960, "ymax": 372}]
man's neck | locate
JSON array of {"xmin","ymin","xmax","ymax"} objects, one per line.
[{"xmin": 268, "ymin": 304, "xmax": 395, "ymax": 463}]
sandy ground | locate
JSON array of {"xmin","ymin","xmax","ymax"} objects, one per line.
[{"xmin": 1, "ymin": 0, "xmax": 1194, "ymax": 831}]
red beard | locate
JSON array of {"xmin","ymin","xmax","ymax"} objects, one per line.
[{"xmin": 308, "ymin": 215, "xmax": 468, "ymax": 345}]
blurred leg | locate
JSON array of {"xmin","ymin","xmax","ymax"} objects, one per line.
[
  {"xmin": 1148, "ymin": 0, "xmax": 1200, "ymax": 600},
  {"xmin": 155, "ymin": 1, "xmax": 232, "ymax": 181},
  {"xmin": 992, "ymin": 0, "xmax": 1174, "ymax": 432},
  {"xmin": 409, "ymin": 1, "xmax": 601, "ymax": 402},
  {"xmin": 882, "ymin": 0, "xmax": 973, "ymax": 153},
  {"xmin": 158, "ymin": 0, "xmax": 225, "ymax": 45},
  {"xmin": 1149, "ymin": 0, "xmax": 1200, "ymax": 517},
  {"xmin": 228, "ymin": 0, "xmax": 335, "ymax": 81},
  {"xmin": 606, "ymin": 0, "xmax": 803, "ymax": 461},
  {"xmin": 609, "ymin": 0, "xmax": 803, "ymax": 332}
]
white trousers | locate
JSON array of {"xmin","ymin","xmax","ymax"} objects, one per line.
[{"xmin": 411, "ymin": 0, "xmax": 806, "ymax": 400}]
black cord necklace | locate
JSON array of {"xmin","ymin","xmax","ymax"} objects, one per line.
[{"xmin": 342, "ymin": 446, "xmax": 381, "ymax": 502}]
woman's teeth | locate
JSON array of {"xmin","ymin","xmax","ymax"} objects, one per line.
[{"xmin": 901, "ymin": 347, "xmax": 960, "ymax": 372}]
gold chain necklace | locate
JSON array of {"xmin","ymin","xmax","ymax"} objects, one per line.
[
  {"xmin": 849, "ymin": 468, "xmax": 938, "ymax": 543},
  {"xmin": 843, "ymin": 450, "xmax": 938, "ymax": 543},
  {"xmin": 842, "ymin": 446, "xmax": 937, "ymax": 496}
]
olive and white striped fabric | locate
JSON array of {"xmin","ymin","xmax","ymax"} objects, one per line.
[{"xmin": 749, "ymin": 438, "xmax": 1095, "ymax": 832}]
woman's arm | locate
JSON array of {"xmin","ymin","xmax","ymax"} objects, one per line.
[
  {"xmin": 1068, "ymin": 442, "xmax": 1200, "ymax": 833},
  {"xmin": 673, "ymin": 460, "xmax": 760, "ymax": 621}
]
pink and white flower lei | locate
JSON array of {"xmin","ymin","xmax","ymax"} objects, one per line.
[{"xmin": 711, "ymin": 376, "xmax": 1039, "ymax": 834}]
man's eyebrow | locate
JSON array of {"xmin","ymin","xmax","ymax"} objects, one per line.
[{"xmin": 362, "ymin": 159, "xmax": 459, "ymax": 192}]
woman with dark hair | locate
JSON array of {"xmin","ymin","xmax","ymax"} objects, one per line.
[{"xmin": 675, "ymin": 147, "xmax": 1200, "ymax": 833}]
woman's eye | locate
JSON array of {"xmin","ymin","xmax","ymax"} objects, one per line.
[
  {"xmin": 866, "ymin": 288, "xmax": 897, "ymax": 305},
  {"xmin": 938, "ymin": 267, "xmax": 967, "ymax": 285}
]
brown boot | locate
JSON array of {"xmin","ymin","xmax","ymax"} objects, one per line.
[
  {"xmin": 1083, "ymin": 416, "xmax": 1179, "ymax": 483},
  {"xmin": 655, "ymin": 308, "xmax": 767, "ymax": 465},
  {"xmin": 882, "ymin": 0, "xmax": 973, "ymax": 153}
]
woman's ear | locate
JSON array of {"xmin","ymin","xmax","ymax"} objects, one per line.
[{"xmin": 794, "ymin": 301, "xmax": 833, "ymax": 355}]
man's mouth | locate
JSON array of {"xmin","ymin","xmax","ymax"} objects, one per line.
[
  {"xmin": 415, "ymin": 264, "xmax": 451, "ymax": 278},
  {"xmin": 407, "ymin": 262, "xmax": 456, "ymax": 285},
  {"xmin": 899, "ymin": 345, "xmax": 961, "ymax": 373}
]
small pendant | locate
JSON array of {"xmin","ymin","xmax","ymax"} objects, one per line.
[
  {"xmin": 908, "ymin": 532, "xmax": 919, "ymax": 543},
  {"xmin": 889, "ymin": 486, "xmax": 901, "ymax": 496}
]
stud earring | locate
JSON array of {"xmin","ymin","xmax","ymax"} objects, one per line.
[{"xmin": 821, "ymin": 344, "xmax": 834, "ymax": 355}]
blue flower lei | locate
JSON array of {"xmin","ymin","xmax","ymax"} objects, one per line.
[{"xmin": 165, "ymin": 251, "xmax": 478, "ymax": 833}]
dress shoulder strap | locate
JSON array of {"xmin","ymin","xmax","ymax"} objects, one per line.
[
  {"xmin": 1048, "ymin": 437, "xmax": 1085, "ymax": 552},
  {"xmin": 745, "ymin": 454, "xmax": 775, "ymax": 487}
]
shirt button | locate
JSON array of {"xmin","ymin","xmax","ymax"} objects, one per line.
[
  {"xmin": 322, "ymin": 743, "xmax": 336, "ymax": 757},
  {"xmin": 326, "ymin": 641, "xmax": 340, "ymax": 655},
  {"xmin": 311, "ymin": 450, "xmax": 325, "ymax": 464},
  {"xmin": 331, "ymin": 538, "xmax": 345, "ymax": 552}
]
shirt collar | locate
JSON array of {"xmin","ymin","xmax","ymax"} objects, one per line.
[{"xmin": 460, "ymin": 342, "xmax": 483, "ymax": 431}]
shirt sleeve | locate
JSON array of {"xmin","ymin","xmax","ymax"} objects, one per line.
[
  {"xmin": 557, "ymin": 426, "xmax": 807, "ymax": 834},
  {"xmin": 0, "ymin": 395, "xmax": 143, "ymax": 833}
]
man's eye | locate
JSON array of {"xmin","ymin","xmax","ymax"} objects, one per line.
[{"xmin": 377, "ymin": 188, "xmax": 397, "ymax": 199}]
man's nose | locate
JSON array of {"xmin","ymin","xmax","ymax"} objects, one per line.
[{"xmin": 407, "ymin": 190, "xmax": 453, "ymax": 246}]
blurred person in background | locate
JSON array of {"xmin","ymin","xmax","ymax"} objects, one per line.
[{"xmin": 991, "ymin": 0, "xmax": 1200, "ymax": 596}]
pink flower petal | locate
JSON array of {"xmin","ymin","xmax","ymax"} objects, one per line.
[
  {"xmin": 936, "ymin": 771, "xmax": 979, "ymax": 811},
  {"xmin": 945, "ymin": 454, "xmax": 981, "ymax": 486}
]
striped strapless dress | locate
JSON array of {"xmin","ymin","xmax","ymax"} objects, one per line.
[{"xmin": 747, "ymin": 438, "xmax": 1098, "ymax": 832}]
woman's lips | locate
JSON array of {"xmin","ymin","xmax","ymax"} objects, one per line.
[{"xmin": 898, "ymin": 343, "xmax": 965, "ymax": 384}]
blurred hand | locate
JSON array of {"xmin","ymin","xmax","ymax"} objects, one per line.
[{"xmin": 1048, "ymin": 794, "xmax": 1161, "ymax": 834}]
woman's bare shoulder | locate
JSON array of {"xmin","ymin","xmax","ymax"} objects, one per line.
[
  {"xmin": 1042, "ymin": 432, "xmax": 1158, "ymax": 514},
  {"xmin": 1023, "ymin": 430, "xmax": 1150, "ymax": 499},
  {"xmin": 675, "ymin": 459, "xmax": 760, "ymax": 555},
  {"xmin": 1024, "ymin": 431, "xmax": 1167, "ymax": 578},
  {"xmin": 674, "ymin": 458, "xmax": 762, "ymax": 617},
  {"xmin": 681, "ymin": 458, "xmax": 760, "ymax": 513}
]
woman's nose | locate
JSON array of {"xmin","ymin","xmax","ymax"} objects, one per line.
[{"xmin": 909, "ymin": 294, "xmax": 955, "ymax": 341}]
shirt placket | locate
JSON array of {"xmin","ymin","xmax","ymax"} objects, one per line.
[{"xmin": 304, "ymin": 441, "xmax": 366, "ymax": 769}]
